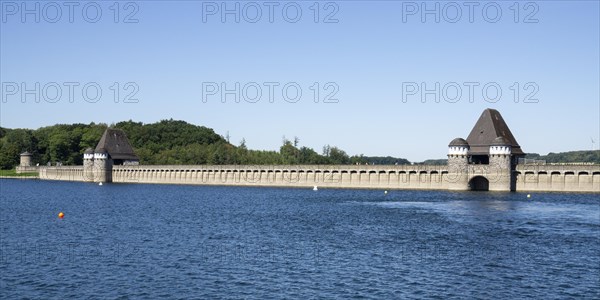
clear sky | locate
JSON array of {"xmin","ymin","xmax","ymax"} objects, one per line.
[{"xmin": 1, "ymin": 1, "xmax": 598, "ymax": 161}]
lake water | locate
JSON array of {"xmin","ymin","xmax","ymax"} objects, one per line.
[{"xmin": 1, "ymin": 179, "xmax": 599, "ymax": 299}]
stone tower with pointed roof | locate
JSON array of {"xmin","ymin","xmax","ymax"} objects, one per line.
[
  {"xmin": 448, "ymin": 109, "xmax": 524, "ymax": 191},
  {"xmin": 83, "ymin": 128, "xmax": 139, "ymax": 183}
]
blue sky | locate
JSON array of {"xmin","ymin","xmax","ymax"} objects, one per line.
[{"xmin": 1, "ymin": 1, "xmax": 599, "ymax": 161}]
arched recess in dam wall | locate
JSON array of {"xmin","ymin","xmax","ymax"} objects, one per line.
[
  {"xmin": 33, "ymin": 165, "xmax": 600, "ymax": 192},
  {"xmin": 514, "ymin": 165, "xmax": 600, "ymax": 192},
  {"xmin": 109, "ymin": 165, "xmax": 452, "ymax": 190}
]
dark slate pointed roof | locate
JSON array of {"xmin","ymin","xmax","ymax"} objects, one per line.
[
  {"xmin": 491, "ymin": 136, "xmax": 511, "ymax": 146},
  {"xmin": 95, "ymin": 128, "xmax": 139, "ymax": 161},
  {"xmin": 466, "ymin": 109, "xmax": 524, "ymax": 155}
]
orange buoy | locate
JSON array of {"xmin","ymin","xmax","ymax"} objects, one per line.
[{"xmin": 58, "ymin": 212, "xmax": 64, "ymax": 219}]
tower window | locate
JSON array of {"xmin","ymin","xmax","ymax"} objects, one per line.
[{"xmin": 470, "ymin": 155, "xmax": 489, "ymax": 164}]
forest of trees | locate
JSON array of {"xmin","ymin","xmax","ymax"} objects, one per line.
[
  {"xmin": 1, "ymin": 120, "xmax": 598, "ymax": 169},
  {"xmin": 0, "ymin": 120, "xmax": 411, "ymax": 169}
]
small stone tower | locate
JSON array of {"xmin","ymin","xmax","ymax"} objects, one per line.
[
  {"xmin": 447, "ymin": 138, "xmax": 469, "ymax": 190},
  {"xmin": 488, "ymin": 136, "xmax": 513, "ymax": 191},
  {"xmin": 93, "ymin": 148, "xmax": 112, "ymax": 183},
  {"xmin": 83, "ymin": 148, "xmax": 95, "ymax": 182},
  {"xmin": 19, "ymin": 151, "xmax": 32, "ymax": 167}
]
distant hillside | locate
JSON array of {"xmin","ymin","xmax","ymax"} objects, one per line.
[
  {"xmin": 415, "ymin": 151, "xmax": 600, "ymax": 166},
  {"xmin": 0, "ymin": 120, "xmax": 412, "ymax": 169},
  {"xmin": 3, "ymin": 120, "xmax": 595, "ymax": 169},
  {"xmin": 525, "ymin": 150, "xmax": 600, "ymax": 164},
  {"xmin": 350, "ymin": 155, "xmax": 410, "ymax": 165},
  {"xmin": 417, "ymin": 159, "xmax": 448, "ymax": 165}
]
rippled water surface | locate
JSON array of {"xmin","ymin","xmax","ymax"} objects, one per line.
[{"xmin": 1, "ymin": 179, "xmax": 599, "ymax": 298}]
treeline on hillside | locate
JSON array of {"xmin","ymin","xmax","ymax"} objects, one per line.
[
  {"xmin": 2, "ymin": 120, "xmax": 597, "ymax": 169},
  {"xmin": 525, "ymin": 151, "xmax": 600, "ymax": 164},
  {"xmin": 0, "ymin": 120, "xmax": 410, "ymax": 169},
  {"xmin": 354, "ymin": 156, "xmax": 411, "ymax": 165},
  {"xmin": 415, "ymin": 152, "xmax": 600, "ymax": 165},
  {"xmin": 417, "ymin": 159, "xmax": 448, "ymax": 165},
  {"xmin": 0, "ymin": 123, "xmax": 107, "ymax": 169}
]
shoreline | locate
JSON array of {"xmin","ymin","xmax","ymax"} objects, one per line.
[{"xmin": 0, "ymin": 176, "xmax": 39, "ymax": 179}]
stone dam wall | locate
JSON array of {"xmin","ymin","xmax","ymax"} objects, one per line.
[
  {"xmin": 514, "ymin": 164, "xmax": 600, "ymax": 192},
  {"xmin": 24, "ymin": 164, "xmax": 600, "ymax": 193}
]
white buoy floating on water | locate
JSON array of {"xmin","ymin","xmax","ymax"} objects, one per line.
[
  {"xmin": 384, "ymin": 190, "xmax": 388, "ymax": 195},
  {"xmin": 99, "ymin": 182, "xmax": 103, "ymax": 186},
  {"xmin": 313, "ymin": 186, "xmax": 318, "ymax": 191}
]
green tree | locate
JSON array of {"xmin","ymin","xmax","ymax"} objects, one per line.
[
  {"xmin": 280, "ymin": 141, "xmax": 300, "ymax": 164},
  {"xmin": 0, "ymin": 129, "xmax": 35, "ymax": 169},
  {"xmin": 328, "ymin": 146, "xmax": 350, "ymax": 164}
]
